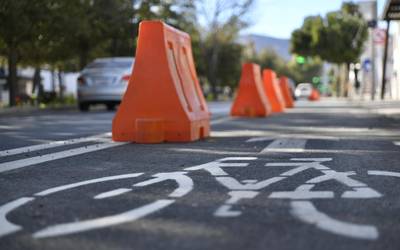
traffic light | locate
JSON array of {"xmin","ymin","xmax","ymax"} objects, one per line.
[{"xmin": 296, "ymin": 56, "xmax": 305, "ymax": 64}]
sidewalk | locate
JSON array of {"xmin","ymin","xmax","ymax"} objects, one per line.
[{"xmin": 350, "ymin": 99, "xmax": 400, "ymax": 120}]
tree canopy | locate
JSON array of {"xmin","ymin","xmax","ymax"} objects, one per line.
[
  {"xmin": 246, "ymin": 47, "xmax": 323, "ymax": 85},
  {"xmin": 0, "ymin": 0, "xmax": 367, "ymax": 106},
  {"xmin": 291, "ymin": 2, "xmax": 368, "ymax": 65},
  {"xmin": 0, "ymin": 0, "xmax": 200, "ymax": 106}
]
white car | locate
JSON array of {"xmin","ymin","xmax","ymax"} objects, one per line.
[
  {"xmin": 77, "ymin": 57, "xmax": 134, "ymax": 111},
  {"xmin": 295, "ymin": 83, "xmax": 313, "ymax": 99}
]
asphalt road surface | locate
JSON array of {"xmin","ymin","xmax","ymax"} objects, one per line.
[{"xmin": 0, "ymin": 99, "xmax": 400, "ymax": 250}]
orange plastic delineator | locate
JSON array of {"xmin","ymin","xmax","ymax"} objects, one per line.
[
  {"xmin": 230, "ymin": 63, "xmax": 271, "ymax": 117},
  {"xmin": 262, "ymin": 69, "xmax": 285, "ymax": 113},
  {"xmin": 308, "ymin": 88, "xmax": 321, "ymax": 101},
  {"xmin": 278, "ymin": 76, "xmax": 294, "ymax": 108},
  {"xmin": 112, "ymin": 21, "xmax": 210, "ymax": 143}
]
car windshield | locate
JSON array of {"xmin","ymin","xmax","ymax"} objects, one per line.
[{"xmin": 86, "ymin": 61, "xmax": 132, "ymax": 69}]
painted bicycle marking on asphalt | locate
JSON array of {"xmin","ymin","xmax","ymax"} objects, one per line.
[{"xmin": 0, "ymin": 157, "xmax": 399, "ymax": 240}]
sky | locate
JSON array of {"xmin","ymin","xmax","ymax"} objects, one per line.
[{"xmin": 244, "ymin": 0, "xmax": 387, "ymax": 39}]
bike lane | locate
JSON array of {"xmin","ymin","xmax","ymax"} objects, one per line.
[{"xmin": 0, "ymin": 106, "xmax": 400, "ymax": 250}]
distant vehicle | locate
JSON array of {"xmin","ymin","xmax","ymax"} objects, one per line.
[
  {"xmin": 295, "ymin": 83, "xmax": 313, "ymax": 99},
  {"xmin": 77, "ymin": 57, "xmax": 134, "ymax": 111}
]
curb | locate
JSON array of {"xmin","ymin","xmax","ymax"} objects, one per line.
[{"xmin": 0, "ymin": 105, "xmax": 77, "ymax": 117}]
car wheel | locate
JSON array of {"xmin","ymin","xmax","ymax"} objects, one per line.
[{"xmin": 79, "ymin": 102, "xmax": 90, "ymax": 112}]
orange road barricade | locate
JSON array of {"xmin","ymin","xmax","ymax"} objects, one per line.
[
  {"xmin": 112, "ymin": 21, "xmax": 210, "ymax": 143},
  {"xmin": 262, "ymin": 69, "xmax": 285, "ymax": 113},
  {"xmin": 278, "ymin": 76, "xmax": 294, "ymax": 108},
  {"xmin": 230, "ymin": 63, "xmax": 271, "ymax": 117},
  {"xmin": 308, "ymin": 88, "xmax": 321, "ymax": 101}
]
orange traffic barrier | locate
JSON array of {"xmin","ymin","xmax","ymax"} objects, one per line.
[
  {"xmin": 230, "ymin": 63, "xmax": 271, "ymax": 117},
  {"xmin": 112, "ymin": 21, "xmax": 210, "ymax": 143},
  {"xmin": 262, "ymin": 69, "xmax": 285, "ymax": 113},
  {"xmin": 308, "ymin": 88, "xmax": 320, "ymax": 101},
  {"xmin": 278, "ymin": 76, "xmax": 294, "ymax": 108}
]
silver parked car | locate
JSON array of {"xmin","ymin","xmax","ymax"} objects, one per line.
[
  {"xmin": 77, "ymin": 57, "xmax": 134, "ymax": 111},
  {"xmin": 295, "ymin": 83, "xmax": 313, "ymax": 99}
]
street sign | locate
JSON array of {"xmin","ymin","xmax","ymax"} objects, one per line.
[
  {"xmin": 373, "ymin": 28, "xmax": 386, "ymax": 44},
  {"xmin": 367, "ymin": 20, "xmax": 377, "ymax": 28},
  {"xmin": 363, "ymin": 59, "xmax": 372, "ymax": 72}
]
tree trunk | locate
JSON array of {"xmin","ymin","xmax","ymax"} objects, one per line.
[
  {"xmin": 58, "ymin": 70, "xmax": 64, "ymax": 100},
  {"xmin": 354, "ymin": 66, "xmax": 360, "ymax": 94},
  {"xmin": 32, "ymin": 67, "xmax": 41, "ymax": 95},
  {"xmin": 335, "ymin": 65, "xmax": 341, "ymax": 98},
  {"xmin": 51, "ymin": 69, "xmax": 56, "ymax": 93},
  {"xmin": 208, "ymin": 34, "xmax": 220, "ymax": 101},
  {"xmin": 7, "ymin": 47, "xmax": 18, "ymax": 107},
  {"xmin": 338, "ymin": 64, "xmax": 347, "ymax": 97},
  {"xmin": 354, "ymin": 67, "xmax": 360, "ymax": 89},
  {"xmin": 344, "ymin": 63, "xmax": 350, "ymax": 98}
]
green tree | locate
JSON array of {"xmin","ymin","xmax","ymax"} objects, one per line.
[
  {"xmin": 291, "ymin": 16, "xmax": 324, "ymax": 57},
  {"xmin": 197, "ymin": 0, "xmax": 254, "ymax": 100},
  {"xmin": 288, "ymin": 57, "xmax": 323, "ymax": 84},
  {"xmin": 56, "ymin": 0, "xmax": 197, "ymax": 69},
  {"xmin": 0, "ymin": 0, "xmax": 50, "ymax": 106},
  {"xmin": 250, "ymin": 49, "xmax": 290, "ymax": 76},
  {"xmin": 247, "ymin": 46, "xmax": 323, "ymax": 85},
  {"xmin": 291, "ymin": 2, "xmax": 368, "ymax": 96},
  {"xmin": 0, "ymin": 0, "xmax": 199, "ymax": 106},
  {"xmin": 201, "ymin": 39, "xmax": 243, "ymax": 96}
]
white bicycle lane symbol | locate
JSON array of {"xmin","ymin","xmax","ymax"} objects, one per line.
[{"xmin": 1, "ymin": 157, "xmax": 399, "ymax": 240}]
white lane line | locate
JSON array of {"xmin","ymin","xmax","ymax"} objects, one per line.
[
  {"xmin": 210, "ymin": 116, "xmax": 233, "ymax": 125},
  {"xmin": 35, "ymin": 173, "xmax": 143, "ymax": 196},
  {"xmin": 0, "ymin": 197, "xmax": 35, "ymax": 237},
  {"xmin": 0, "ymin": 115, "xmax": 231, "ymax": 174},
  {"xmin": 33, "ymin": 199, "xmax": 175, "ymax": 238},
  {"xmin": 0, "ymin": 132, "xmax": 111, "ymax": 157},
  {"xmin": 216, "ymin": 176, "xmax": 286, "ymax": 190},
  {"xmin": 270, "ymin": 184, "xmax": 334, "ymax": 199},
  {"xmin": 0, "ymin": 141, "xmax": 128, "ymax": 174},
  {"xmin": 368, "ymin": 170, "xmax": 400, "ymax": 178},
  {"xmin": 211, "ymin": 130, "xmax": 268, "ymax": 138},
  {"xmin": 214, "ymin": 191, "xmax": 258, "ymax": 217},
  {"xmin": 290, "ymin": 158, "xmax": 332, "ymax": 162},
  {"xmin": 1, "ymin": 115, "xmax": 230, "ymax": 158},
  {"xmin": 133, "ymin": 172, "xmax": 194, "ymax": 198},
  {"xmin": 341, "ymin": 187, "xmax": 382, "ymax": 199},
  {"xmin": 94, "ymin": 188, "xmax": 133, "ymax": 199},
  {"xmin": 394, "ymin": 141, "xmax": 400, "ymax": 146},
  {"xmin": 169, "ymin": 148, "xmax": 254, "ymax": 155},
  {"xmin": 246, "ymin": 135, "xmax": 339, "ymax": 143},
  {"xmin": 259, "ymin": 138, "xmax": 307, "ymax": 153},
  {"xmin": 290, "ymin": 201, "xmax": 378, "ymax": 240},
  {"xmin": 246, "ymin": 137, "xmax": 274, "ymax": 143},
  {"xmin": 210, "ymin": 116, "xmax": 232, "ymax": 125}
]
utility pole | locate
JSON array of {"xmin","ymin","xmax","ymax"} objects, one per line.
[
  {"xmin": 370, "ymin": 1, "xmax": 377, "ymax": 101},
  {"xmin": 357, "ymin": 0, "xmax": 377, "ymax": 100},
  {"xmin": 381, "ymin": 20, "xmax": 391, "ymax": 100}
]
